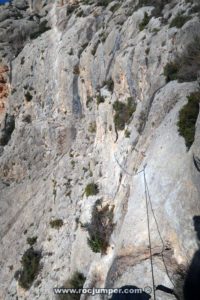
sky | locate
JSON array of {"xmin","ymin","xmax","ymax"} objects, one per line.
[{"xmin": 0, "ymin": 0, "xmax": 10, "ymax": 4}]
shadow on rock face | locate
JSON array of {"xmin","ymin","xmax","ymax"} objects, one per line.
[
  {"xmin": 0, "ymin": 113, "xmax": 15, "ymax": 146},
  {"xmin": 111, "ymin": 286, "xmax": 151, "ymax": 300},
  {"xmin": 183, "ymin": 216, "xmax": 200, "ymax": 300},
  {"xmin": 183, "ymin": 249, "xmax": 200, "ymax": 300},
  {"xmin": 193, "ymin": 216, "xmax": 200, "ymax": 241}
]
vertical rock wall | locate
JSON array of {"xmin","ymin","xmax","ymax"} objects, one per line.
[{"xmin": 0, "ymin": 0, "xmax": 200, "ymax": 299}]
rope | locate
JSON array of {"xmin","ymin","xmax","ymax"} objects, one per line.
[
  {"xmin": 143, "ymin": 165, "xmax": 156, "ymax": 300},
  {"xmin": 114, "ymin": 155, "xmax": 182, "ymax": 299},
  {"xmin": 144, "ymin": 172, "xmax": 176, "ymax": 286},
  {"xmin": 144, "ymin": 168, "xmax": 181, "ymax": 300}
]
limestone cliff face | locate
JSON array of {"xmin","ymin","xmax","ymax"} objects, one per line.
[{"xmin": 0, "ymin": 0, "xmax": 200, "ymax": 299}]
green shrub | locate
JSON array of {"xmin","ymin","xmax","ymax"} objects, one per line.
[
  {"xmin": 164, "ymin": 62, "xmax": 179, "ymax": 82},
  {"xmin": 73, "ymin": 65, "xmax": 80, "ymax": 75},
  {"xmin": 81, "ymin": 0, "xmax": 93, "ymax": 4},
  {"xmin": 136, "ymin": 0, "xmax": 156, "ymax": 7},
  {"xmin": 125, "ymin": 129, "xmax": 131, "ymax": 138},
  {"xmin": 164, "ymin": 38, "xmax": 200, "ymax": 83},
  {"xmin": 99, "ymin": 31, "xmax": 109, "ymax": 43},
  {"xmin": 18, "ymin": 247, "xmax": 41, "ymax": 290},
  {"xmin": 169, "ymin": 13, "xmax": 191, "ymax": 28},
  {"xmin": 113, "ymin": 101, "xmax": 127, "ymax": 130},
  {"xmin": 11, "ymin": 88, "xmax": 16, "ymax": 94},
  {"xmin": 177, "ymin": 91, "xmax": 200, "ymax": 150},
  {"xmin": 138, "ymin": 110, "xmax": 147, "ymax": 133},
  {"xmin": 136, "ymin": 0, "xmax": 170, "ymax": 17},
  {"xmin": 58, "ymin": 272, "xmax": 86, "ymax": 300},
  {"xmin": 50, "ymin": 219, "xmax": 64, "ymax": 229},
  {"xmin": 96, "ymin": 95, "xmax": 105, "ymax": 105},
  {"xmin": 27, "ymin": 236, "xmax": 37, "ymax": 246},
  {"xmin": 189, "ymin": 3, "xmax": 200, "ymax": 14},
  {"xmin": 139, "ymin": 12, "xmax": 151, "ymax": 31},
  {"xmin": 136, "ymin": 0, "xmax": 164, "ymax": 6},
  {"xmin": 68, "ymin": 272, "xmax": 86, "ymax": 289},
  {"xmin": 71, "ymin": 160, "xmax": 76, "ymax": 168},
  {"xmin": 24, "ymin": 91, "xmax": 33, "ymax": 102},
  {"xmin": 91, "ymin": 41, "xmax": 100, "ymax": 56},
  {"xmin": 151, "ymin": 27, "xmax": 160, "ymax": 33},
  {"xmin": 88, "ymin": 122, "xmax": 96, "ymax": 133},
  {"xmin": 145, "ymin": 47, "xmax": 150, "ymax": 55},
  {"xmin": 113, "ymin": 98, "xmax": 136, "ymax": 130},
  {"xmin": 30, "ymin": 20, "xmax": 51, "ymax": 40},
  {"xmin": 85, "ymin": 200, "xmax": 114, "ymax": 253},
  {"xmin": 85, "ymin": 183, "xmax": 99, "ymax": 197},
  {"xmin": 178, "ymin": 38, "xmax": 200, "ymax": 82},
  {"xmin": 67, "ymin": 4, "xmax": 78, "ymax": 15},
  {"xmin": 86, "ymin": 96, "xmax": 93, "ymax": 108},
  {"xmin": 76, "ymin": 9, "xmax": 84, "ymax": 17},
  {"xmin": 110, "ymin": 3, "xmax": 121, "ymax": 13},
  {"xmin": 87, "ymin": 235, "xmax": 104, "ymax": 253},
  {"xmin": 104, "ymin": 78, "xmax": 114, "ymax": 92},
  {"xmin": 97, "ymin": 0, "xmax": 113, "ymax": 7}
]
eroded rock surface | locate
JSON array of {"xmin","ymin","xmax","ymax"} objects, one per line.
[{"xmin": 0, "ymin": 0, "xmax": 200, "ymax": 299}]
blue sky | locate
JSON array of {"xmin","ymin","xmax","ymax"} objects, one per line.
[{"xmin": 0, "ymin": 0, "xmax": 10, "ymax": 4}]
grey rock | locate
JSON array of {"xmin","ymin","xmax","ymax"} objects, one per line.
[{"xmin": 0, "ymin": 1, "xmax": 200, "ymax": 299}]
